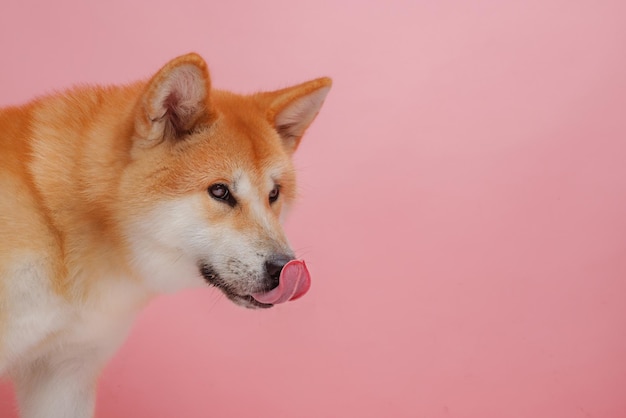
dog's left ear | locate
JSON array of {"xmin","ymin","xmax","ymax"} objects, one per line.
[
  {"xmin": 261, "ymin": 77, "xmax": 332, "ymax": 153},
  {"xmin": 135, "ymin": 53, "xmax": 214, "ymax": 144}
]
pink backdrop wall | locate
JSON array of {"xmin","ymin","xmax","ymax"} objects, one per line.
[{"xmin": 1, "ymin": 0, "xmax": 626, "ymax": 417}]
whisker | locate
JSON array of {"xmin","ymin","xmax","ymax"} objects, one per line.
[{"xmin": 205, "ymin": 288, "xmax": 224, "ymax": 314}]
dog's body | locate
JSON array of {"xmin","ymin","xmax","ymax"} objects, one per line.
[{"xmin": 0, "ymin": 53, "xmax": 330, "ymax": 418}]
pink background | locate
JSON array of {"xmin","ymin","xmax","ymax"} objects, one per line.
[{"xmin": 1, "ymin": 0, "xmax": 626, "ymax": 417}]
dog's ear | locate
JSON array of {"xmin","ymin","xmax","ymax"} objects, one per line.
[
  {"xmin": 135, "ymin": 53, "xmax": 214, "ymax": 143},
  {"xmin": 261, "ymin": 77, "xmax": 332, "ymax": 153}
]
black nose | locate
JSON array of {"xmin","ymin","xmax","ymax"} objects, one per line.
[{"xmin": 265, "ymin": 255, "xmax": 293, "ymax": 288}]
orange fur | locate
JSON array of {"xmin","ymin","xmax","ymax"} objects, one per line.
[
  {"xmin": 1, "ymin": 54, "xmax": 329, "ymax": 299},
  {"xmin": 0, "ymin": 54, "xmax": 330, "ymax": 416}
]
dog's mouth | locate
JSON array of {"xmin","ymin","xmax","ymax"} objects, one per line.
[
  {"xmin": 200, "ymin": 261, "xmax": 311, "ymax": 308},
  {"xmin": 200, "ymin": 265, "xmax": 273, "ymax": 309}
]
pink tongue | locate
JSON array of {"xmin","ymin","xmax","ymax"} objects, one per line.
[{"xmin": 252, "ymin": 260, "xmax": 311, "ymax": 304}]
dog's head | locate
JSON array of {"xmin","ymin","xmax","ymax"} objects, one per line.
[{"xmin": 118, "ymin": 53, "xmax": 330, "ymax": 308}]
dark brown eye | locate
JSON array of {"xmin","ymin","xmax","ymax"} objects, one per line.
[
  {"xmin": 209, "ymin": 184, "xmax": 236, "ymax": 207},
  {"xmin": 269, "ymin": 185, "xmax": 280, "ymax": 204}
]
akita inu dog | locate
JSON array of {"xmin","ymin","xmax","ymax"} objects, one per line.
[{"xmin": 0, "ymin": 53, "xmax": 331, "ymax": 418}]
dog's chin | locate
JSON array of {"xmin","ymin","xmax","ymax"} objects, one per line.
[
  {"xmin": 225, "ymin": 293, "xmax": 274, "ymax": 310},
  {"xmin": 200, "ymin": 264, "xmax": 273, "ymax": 309}
]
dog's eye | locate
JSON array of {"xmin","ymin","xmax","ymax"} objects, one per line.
[
  {"xmin": 269, "ymin": 185, "xmax": 280, "ymax": 204},
  {"xmin": 209, "ymin": 184, "xmax": 236, "ymax": 206},
  {"xmin": 209, "ymin": 184, "xmax": 229, "ymax": 199}
]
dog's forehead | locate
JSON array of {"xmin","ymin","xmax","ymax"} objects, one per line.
[
  {"xmin": 231, "ymin": 163, "xmax": 287, "ymax": 194},
  {"xmin": 210, "ymin": 96, "xmax": 292, "ymax": 178},
  {"xmin": 232, "ymin": 170, "xmax": 260, "ymax": 197},
  {"xmin": 157, "ymin": 92, "xmax": 295, "ymax": 196}
]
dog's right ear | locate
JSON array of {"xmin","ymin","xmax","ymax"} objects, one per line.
[
  {"xmin": 134, "ymin": 53, "xmax": 214, "ymax": 144},
  {"xmin": 259, "ymin": 77, "xmax": 332, "ymax": 154}
]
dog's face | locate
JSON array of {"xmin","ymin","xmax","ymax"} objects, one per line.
[{"xmin": 117, "ymin": 54, "xmax": 330, "ymax": 308}]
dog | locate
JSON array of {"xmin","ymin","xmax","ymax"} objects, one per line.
[{"xmin": 0, "ymin": 53, "xmax": 331, "ymax": 418}]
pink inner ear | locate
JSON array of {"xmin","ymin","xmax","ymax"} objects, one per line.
[
  {"xmin": 273, "ymin": 85, "xmax": 331, "ymax": 141},
  {"xmin": 147, "ymin": 64, "xmax": 208, "ymax": 138}
]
